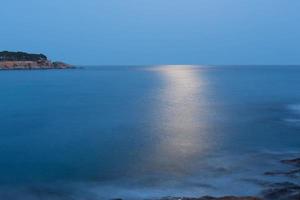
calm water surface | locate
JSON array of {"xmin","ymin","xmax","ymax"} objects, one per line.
[{"xmin": 0, "ymin": 65, "xmax": 299, "ymax": 199}]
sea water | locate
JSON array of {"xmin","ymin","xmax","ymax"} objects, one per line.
[{"xmin": 0, "ymin": 65, "xmax": 299, "ymax": 199}]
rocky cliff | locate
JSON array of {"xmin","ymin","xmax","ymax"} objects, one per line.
[{"xmin": 0, "ymin": 51, "xmax": 73, "ymax": 70}]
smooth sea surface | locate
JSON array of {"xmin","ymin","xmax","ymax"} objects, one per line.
[{"xmin": 0, "ymin": 65, "xmax": 299, "ymax": 199}]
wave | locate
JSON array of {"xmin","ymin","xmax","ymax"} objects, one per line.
[
  {"xmin": 284, "ymin": 103, "xmax": 300, "ymax": 125},
  {"xmin": 287, "ymin": 104, "xmax": 300, "ymax": 114}
]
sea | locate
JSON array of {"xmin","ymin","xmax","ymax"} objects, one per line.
[{"xmin": 0, "ymin": 65, "xmax": 299, "ymax": 199}]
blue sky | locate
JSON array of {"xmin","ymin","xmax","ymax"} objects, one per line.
[{"xmin": 1, "ymin": 0, "xmax": 300, "ymax": 65}]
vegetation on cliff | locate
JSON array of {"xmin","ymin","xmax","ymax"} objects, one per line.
[{"xmin": 0, "ymin": 51, "xmax": 47, "ymax": 61}]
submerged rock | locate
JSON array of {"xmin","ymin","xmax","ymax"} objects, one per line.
[
  {"xmin": 265, "ymin": 157, "xmax": 300, "ymax": 178},
  {"xmin": 264, "ymin": 168, "xmax": 300, "ymax": 177},
  {"xmin": 160, "ymin": 196, "xmax": 262, "ymax": 200},
  {"xmin": 281, "ymin": 158, "xmax": 300, "ymax": 167},
  {"xmin": 115, "ymin": 156, "xmax": 300, "ymax": 200},
  {"xmin": 265, "ymin": 157, "xmax": 300, "ymax": 176},
  {"xmin": 262, "ymin": 182, "xmax": 300, "ymax": 200},
  {"xmin": 262, "ymin": 157, "xmax": 300, "ymax": 199}
]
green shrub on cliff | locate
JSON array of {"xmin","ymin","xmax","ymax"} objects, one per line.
[{"xmin": 0, "ymin": 51, "xmax": 48, "ymax": 61}]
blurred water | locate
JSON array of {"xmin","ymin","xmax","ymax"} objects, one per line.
[{"xmin": 0, "ymin": 65, "xmax": 299, "ymax": 199}]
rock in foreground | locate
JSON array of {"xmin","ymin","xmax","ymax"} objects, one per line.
[
  {"xmin": 262, "ymin": 182, "xmax": 300, "ymax": 200},
  {"xmin": 262, "ymin": 157, "xmax": 300, "ymax": 200},
  {"xmin": 281, "ymin": 158, "xmax": 300, "ymax": 167},
  {"xmin": 160, "ymin": 196, "xmax": 262, "ymax": 200}
]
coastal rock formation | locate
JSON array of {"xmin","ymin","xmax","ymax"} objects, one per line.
[
  {"xmin": 262, "ymin": 182, "xmax": 300, "ymax": 200},
  {"xmin": 0, "ymin": 51, "xmax": 72, "ymax": 69},
  {"xmin": 264, "ymin": 157, "xmax": 300, "ymax": 177},
  {"xmin": 160, "ymin": 196, "xmax": 262, "ymax": 200},
  {"xmin": 264, "ymin": 169, "xmax": 300, "ymax": 176},
  {"xmin": 281, "ymin": 158, "xmax": 300, "ymax": 166},
  {"xmin": 155, "ymin": 157, "xmax": 300, "ymax": 200},
  {"xmin": 111, "ymin": 197, "xmax": 262, "ymax": 200},
  {"xmin": 262, "ymin": 157, "xmax": 300, "ymax": 200}
]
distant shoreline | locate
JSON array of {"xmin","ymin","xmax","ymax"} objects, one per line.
[{"xmin": 0, "ymin": 51, "xmax": 73, "ymax": 70}]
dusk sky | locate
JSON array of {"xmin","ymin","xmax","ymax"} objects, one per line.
[{"xmin": 2, "ymin": 0, "xmax": 300, "ymax": 65}]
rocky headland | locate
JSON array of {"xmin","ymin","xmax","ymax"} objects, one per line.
[{"xmin": 0, "ymin": 51, "xmax": 73, "ymax": 70}]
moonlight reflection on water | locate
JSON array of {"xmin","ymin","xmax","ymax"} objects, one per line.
[{"xmin": 144, "ymin": 66, "xmax": 215, "ymax": 174}]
